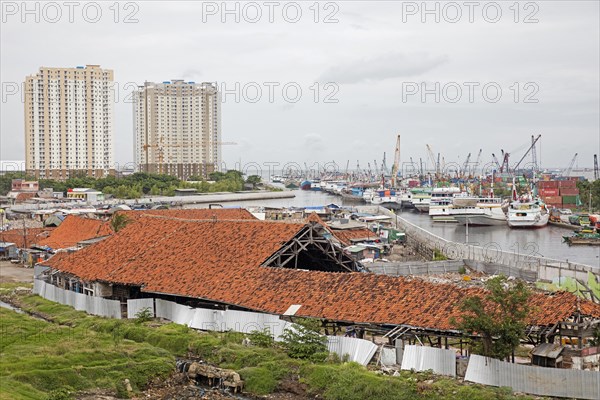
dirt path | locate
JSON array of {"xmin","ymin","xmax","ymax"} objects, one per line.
[{"xmin": 0, "ymin": 261, "xmax": 33, "ymax": 283}]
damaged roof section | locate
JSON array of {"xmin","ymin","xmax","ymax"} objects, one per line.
[{"xmin": 43, "ymin": 216, "xmax": 600, "ymax": 332}]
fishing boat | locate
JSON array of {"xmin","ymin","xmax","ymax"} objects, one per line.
[
  {"xmin": 450, "ymin": 197, "xmax": 508, "ymax": 226},
  {"xmin": 370, "ymin": 189, "xmax": 397, "ymax": 205},
  {"xmin": 411, "ymin": 192, "xmax": 431, "ymax": 212},
  {"xmin": 428, "ymin": 187, "xmax": 462, "ymax": 217},
  {"xmin": 507, "ymin": 198, "xmax": 549, "ymax": 228},
  {"xmin": 300, "ymin": 180, "xmax": 312, "ymax": 190},
  {"xmin": 563, "ymin": 229, "xmax": 600, "ymax": 246}
]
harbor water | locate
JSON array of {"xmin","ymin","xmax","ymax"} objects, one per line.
[{"xmin": 188, "ymin": 189, "xmax": 600, "ymax": 269}]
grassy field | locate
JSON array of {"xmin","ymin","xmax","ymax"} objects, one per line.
[{"xmin": 0, "ymin": 286, "xmax": 538, "ymax": 400}]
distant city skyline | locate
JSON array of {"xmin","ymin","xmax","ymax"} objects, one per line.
[{"xmin": 1, "ymin": 1, "xmax": 598, "ymax": 170}]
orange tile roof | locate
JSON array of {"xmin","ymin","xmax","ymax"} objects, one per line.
[
  {"xmin": 119, "ymin": 208, "xmax": 257, "ymax": 221},
  {"xmin": 0, "ymin": 228, "xmax": 53, "ymax": 248},
  {"xmin": 38, "ymin": 215, "xmax": 113, "ymax": 249},
  {"xmin": 43, "ymin": 218, "xmax": 600, "ymax": 330}
]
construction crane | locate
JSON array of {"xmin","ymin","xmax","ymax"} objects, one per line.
[
  {"xmin": 513, "ymin": 134, "xmax": 541, "ymax": 172},
  {"xmin": 594, "ymin": 154, "xmax": 598, "ymax": 180},
  {"xmin": 391, "ymin": 135, "xmax": 401, "ymax": 187},
  {"xmin": 143, "ymin": 140, "xmax": 237, "ymax": 174},
  {"xmin": 563, "ymin": 153, "xmax": 578, "ymax": 177}
]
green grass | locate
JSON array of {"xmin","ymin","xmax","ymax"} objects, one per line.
[
  {"xmin": 1, "ymin": 285, "xmax": 540, "ymax": 400},
  {"xmin": 0, "ymin": 308, "xmax": 173, "ymax": 400}
]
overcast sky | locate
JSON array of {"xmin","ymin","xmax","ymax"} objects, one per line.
[{"xmin": 1, "ymin": 1, "xmax": 599, "ymax": 174}]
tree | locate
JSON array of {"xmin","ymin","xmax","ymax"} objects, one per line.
[
  {"xmin": 246, "ymin": 175, "xmax": 262, "ymax": 186},
  {"xmin": 454, "ymin": 275, "xmax": 530, "ymax": 361},
  {"xmin": 110, "ymin": 213, "xmax": 131, "ymax": 233},
  {"xmin": 280, "ymin": 318, "xmax": 328, "ymax": 361}
]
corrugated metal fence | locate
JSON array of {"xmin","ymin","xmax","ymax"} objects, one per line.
[
  {"xmin": 465, "ymin": 354, "xmax": 600, "ymax": 400},
  {"xmin": 326, "ymin": 335, "xmax": 378, "ymax": 365},
  {"xmin": 369, "ymin": 260, "xmax": 464, "ymax": 277},
  {"xmin": 34, "ymin": 279, "xmax": 121, "ymax": 319},
  {"xmin": 401, "ymin": 345, "xmax": 456, "ymax": 377},
  {"xmin": 127, "ymin": 298, "xmax": 154, "ymax": 319},
  {"xmin": 154, "ymin": 299, "xmax": 292, "ymax": 339}
]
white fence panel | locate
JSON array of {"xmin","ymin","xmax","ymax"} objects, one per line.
[
  {"xmin": 190, "ymin": 307, "xmax": 217, "ymax": 331},
  {"xmin": 380, "ymin": 345, "xmax": 398, "ymax": 366},
  {"xmin": 127, "ymin": 298, "xmax": 155, "ymax": 319},
  {"xmin": 401, "ymin": 345, "xmax": 456, "ymax": 377},
  {"xmin": 33, "ymin": 279, "xmax": 121, "ymax": 319},
  {"xmin": 465, "ymin": 354, "xmax": 600, "ymax": 400},
  {"xmin": 326, "ymin": 336, "xmax": 378, "ymax": 366}
]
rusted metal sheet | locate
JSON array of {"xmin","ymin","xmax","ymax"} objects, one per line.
[{"xmin": 465, "ymin": 354, "xmax": 600, "ymax": 400}]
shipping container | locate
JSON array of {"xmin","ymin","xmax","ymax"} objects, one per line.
[
  {"xmin": 542, "ymin": 196, "xmax": 562, "ymax": 204},
  {"xmin": 562, "ymin": 195, "xmax": 578, "ymax": 204},
  {"xmin": 558, "ymin": 180, "xmax": 577, "ymax": 188},
  {"xmin": 562, "ymin": 204, "xmax": 576, "ymax": 209},
  {"xmin": 539, "ymin": 181, "xmax": 559, "ymax": 189},
  {"xmin": 539, "ymin": 189, "xmax": 560, "ymax": 196},
  {"xmin": 559, "ymin": 188, "xmax": 579, "ymax": 196}
]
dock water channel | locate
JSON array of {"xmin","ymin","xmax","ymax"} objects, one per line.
[{"xmin": 186, "ymin": 189, "xmax": 600, "ymax": 269}]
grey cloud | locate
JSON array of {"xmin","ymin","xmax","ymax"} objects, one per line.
[{"xmin": 318, "ymin": 53, "xmax": 449, "ymax": 84}]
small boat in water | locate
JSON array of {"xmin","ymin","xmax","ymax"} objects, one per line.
[
  {"xmin": 563, "ymin": 229, "xmax": 600, "ymax": 246},
  {"xmin": 300, "ymin": 180, "xmax": 312, "ymax": 190}
]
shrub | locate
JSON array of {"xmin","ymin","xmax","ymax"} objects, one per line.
[
  {"xmin": 280, "ymin": 324, "xmax": 327, "ymax": 360},
  {"xmin": 249, "ymin": 328, "xmax": 274, "ymax": 348},
  {"xmin": 134, "ymin": 307, "xmax": 154, "ymax": 323}
]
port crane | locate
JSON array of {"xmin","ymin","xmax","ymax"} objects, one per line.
[
  {"xmin": 473, "ymin": 149, "xmax": 482, "ymax": 177},
  {"xmin": 461, "ymin": 153, "xmax": 472, "ymax": 178},
  {"xmin": 530, "ymin": 135, "xmax": 538, "ymax": 172},
  {"xmin": 512, "ymin": 134, "xmax": 541, "ymax": 173},
  {"xmin": 391, "ymin": 135, "xmax": 401, "ymax": 187},
  {"xmin": 426, "ymin": 144, "xmax": 438, "ymax": 179},
  {"xmin": 491, "ymin": 153, "xmax": 501, "ymax": 171},
  {"xmin": 563, "ymin": 153, "xmax": 578, "ymax": 177}
]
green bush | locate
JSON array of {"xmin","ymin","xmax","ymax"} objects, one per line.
[
  {"xmin": 249, "ymin": 328, "xmax": 275, "ymax": 348},
  {"xmin": 280, "ymin": 324, "xmax": 327, "ymax": 360},
  {"xmin": 134, "ymin": 307, "xmax": 154, "ymax": 323}
]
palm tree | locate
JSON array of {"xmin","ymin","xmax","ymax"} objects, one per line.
[{"xmin": 110, "ymin": 213, "xmax": 130, "ymax": 233}]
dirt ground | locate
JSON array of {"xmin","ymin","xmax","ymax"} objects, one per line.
[{"xmin": 0, "ymin": 261, "xmax": 33, "ymax": 283}]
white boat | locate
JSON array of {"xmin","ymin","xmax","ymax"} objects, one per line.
[
  {"xmin": 507, "ymin": 198, "xmax": 549, "ymax": 228},
  {"xmin": 450, "ymin": 197, "xmax": 508, "ymax": 226},
  {"xmin": 428, "ymin": 187, "xmax": 462, "ymax": 217},
  {"xmin": 271, "ymin": 174, "xmax": 284, "ymax": 183}
]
